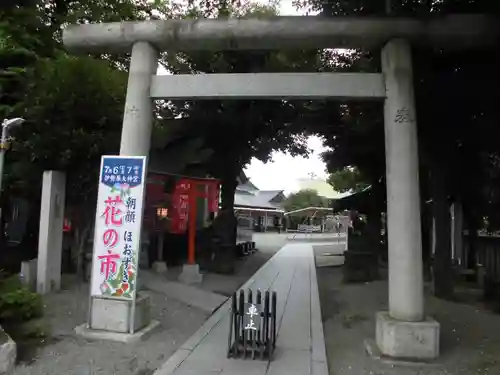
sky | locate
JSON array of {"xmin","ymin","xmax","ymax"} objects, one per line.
[
  {"xmin": 245, "ymin": 135, "xmax": 328, "ymax": 193},
  {"xmin": 157, "ymin": 1, "xmax": 328, "ymax": 194}
]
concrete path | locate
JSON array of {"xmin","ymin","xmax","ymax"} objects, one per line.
[
  {"xmin": 286, "ymin": 232, "xmax": 347, "ymax": 243},
  {"xmin": 141, "ymin": 271, "xmax": 229, "ymax": 314},
  {"xmin": 153, "ymin": 242, "xmax": 328, "ymax": 375}
]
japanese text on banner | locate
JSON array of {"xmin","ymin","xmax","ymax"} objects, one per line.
[
  {"xmin": 170, "ymin": 178, "xmax": 192, "ymax": 234},
  {"xmin": 208, "ymin": 180, "xmax": 220, "ymax": 213},
  {"xmin": 90, "ymin": 156, "xmax": 146, "ymax": 299}
]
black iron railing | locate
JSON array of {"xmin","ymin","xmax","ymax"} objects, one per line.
[{"xmin": 227, "ymin": 289, "xmax": 277, "ymax": 360}]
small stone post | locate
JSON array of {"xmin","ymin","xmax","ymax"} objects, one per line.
[{"xmin": 37, "ymin": 171, "xmax": 66, "ymax": 294}]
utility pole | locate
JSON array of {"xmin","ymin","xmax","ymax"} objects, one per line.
[
  {"xmin": 0, "ymin": 118, "xmax": 24, "ymax": 194},
  {"xmin": 0, "ymin": 117, "xmax": 25, "ymax": 228}
]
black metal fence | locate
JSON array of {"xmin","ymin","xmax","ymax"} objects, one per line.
[
  {"xmin": 227, "ymin": 289, "xmax": 277, "ymax": 360},
  {"xmin": 236, "ymin": 241, "xmax": 256, "ymax": 258}
]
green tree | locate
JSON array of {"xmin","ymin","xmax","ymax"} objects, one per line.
[
  {"xmin": 0, "ymin": 0, "xmax": 169, "ymax": 267},
  {"xmin": 6, "ymin": 54, "xmax": 128, "ymax": 267},
  {"xmin": 164, "ymin": 1, "xmax": 315, "ymax": 210},
  {"xmin": 282, "ymin": 189, "xmax": 330, "ymax": 212},
  {"xmin": 297, "ymin": 0, "xmax": 500, "ymax": 298},
  {"xmin": 327, "ymin": 166, "xmax": 370, "ymax": 193},
  {"xmin": 160, "ymin": 1, "xmax": 321, "ymax": 272}
]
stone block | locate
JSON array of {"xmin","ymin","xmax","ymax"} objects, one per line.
[
  {"xmin": 152, "ymin": 261, "xmax": 167, "ymax": 273},
  {"xmin": 75, "ymin": 320, "xmax": 160, "ymax": 343},
  {"xmin": 20, "ymin": 258, "xmax": 37, "ymax": 291},
  {"xmin": 178, "ymin": 264, "xmax": 203, "ymax": 284},
  {"xmin": 376, "ymin": 311, "xmax": 440, "ymax": 360},
  {"xmin": 90, "ymin": 293, "xmax": 151, "ymax": 333},
  {"xmin": 0, "ymin": 326, "xmax": 16, "ymax": 375},
  {"xmin": 37, "ymin": 170, "xmax": 65, "ymax": 295}
]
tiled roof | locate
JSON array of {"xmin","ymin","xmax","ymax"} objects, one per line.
[
  {"xmin": 297, "ymin": 178, "xmax": 352, "ymax": 200},
  {"xmin": 236, "ymin": 181, "xmax": 259, "ymax": 192},
  {"xmin": 234, "ymin": 183, "xmax": 283, "ymax": 210}
]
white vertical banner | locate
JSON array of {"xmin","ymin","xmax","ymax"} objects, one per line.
[{"xmin": 90, "ymin": 155, "xmax": 147, "ymax": 299}]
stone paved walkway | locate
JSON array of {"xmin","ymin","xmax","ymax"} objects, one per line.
[{"xmin": 153, "ymin": 243, "xmax": 328, "ymax": 375}]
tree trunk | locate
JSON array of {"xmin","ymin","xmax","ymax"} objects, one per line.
[
  {"xmin": 210, "ymin": 168, "xmax": 238, "ymax": 274},
  {"xmin": 365, "ymin": 212, "xmax": 381, "ymax": 279},
  {"xmin": 70, "ymin": 204, "xmax": 94, "ymax": 282},
  {"xmin": 74, "ymin": 222, "xmax": 92, "ymax": 282},
  {"xmin": 221, "ymin": 175, "xmax": 236, "ymax": 209},
  {"xmin": 431, "ymin": 162, "xmax": 454, "ymax": 299},
  {"xmin": 220, "ymin": 171, "xmax": 238, "ymax": 244},
  {"xmin": 463, "ymin": 203, "xmax": 478, "ymax": 269},
  {"xmin": 0, "ymin": 194, "xmax": 7, "ymax": 249},
  {"xmin": 421, "ymin": 200, "xmax": 433, "ymax": 282}
]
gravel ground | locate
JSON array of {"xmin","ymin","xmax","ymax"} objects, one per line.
[
  {"xmin": 11, "ymin": 276, "xmax": 208, "ymax": 375},
  {"xmin": 10, "ymin": 235, "xmax": 286, "ymax": 375},
  {"xmin": 317, "ymin": 266, "xmax": 500, "ymax": 375}
]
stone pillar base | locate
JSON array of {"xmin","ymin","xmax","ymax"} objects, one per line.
[
  {"xmin": 152, "ymin": 261, "xmax": 167, "ymax": 273},
  {"xmin": 178, "ymin": 264, "xmax": 203, "ymax": 284},
  {"xmin": 376, "ymin": 311, "xmax": 440, "ymax": 360},
  {"xmin": 90, "ymin": 293, "xmax": 151, "ymax": 333}
]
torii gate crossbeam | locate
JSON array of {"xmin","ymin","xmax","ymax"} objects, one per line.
[{"xmin": 63, "ymin": 14, "xmax": 499, "ymax": 52}]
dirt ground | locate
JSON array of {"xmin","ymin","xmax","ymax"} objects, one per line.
[
  {"xmin": 9, "ymin": 239, "xmax": 282, "ymax": 375},
  {"xmin": 11, "ymin": 275, "xmax": 208, "ymax": 375},
  {"xmin": 317, "ymin": 266, "xmax": 500, "ymax": 375}
]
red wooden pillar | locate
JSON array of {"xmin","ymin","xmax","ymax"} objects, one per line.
[{"xmin": 187, "ymin": 181, "xmax": 198, "ymax": 265}]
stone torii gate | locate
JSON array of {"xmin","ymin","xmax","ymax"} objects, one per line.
[{"xmin": 63, "ymin": 15, "xmax": 499, "ymax": 360}]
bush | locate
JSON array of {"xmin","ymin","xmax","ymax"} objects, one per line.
[{"xmin": 0, "ymin": 274, "xmax": 43, "ymax": 324}]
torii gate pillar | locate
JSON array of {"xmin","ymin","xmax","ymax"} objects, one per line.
[
  {"xmin": 373, "ymin": 39, "xmax": 439, "ymax": 360},
  {"xmin": 119, "ymin": 41, "xmax": 158, "ymax": 156}
]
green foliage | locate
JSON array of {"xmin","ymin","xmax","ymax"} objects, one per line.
[
  {"xmin": 0, "ymin": 275, "xmax": 43, "ymax": 323},
  {"xmin": 0, "ymin": 272, "xmax": 47, "ymax": 343},
  {"xmin": 11, "ymin": 318, "xmax": 48, "ymax": 339},
  {"xmin": 327, "ymin": 167, "xmax": 370, "ymax": 194},
  {"xmin": 297, "ymin": 0, "xmax": 500, "ymax": 230},
  {"xmin": 282, "ymin": 189, "xmax": 330, "ymax": 212},
  {"xmin": 5, "ymin": 54, "xmax": 127, "ymax": 206},
  {"xmin": 0, "ymin": 0, "xmax": 172, "ymax": 198},
  {"xmin": 294, "ymin": 0, "xmax": 497, "ymax": 16},
  {"xmin": 162, "ymin": 3, "xmax": 321, "ymax": 207},
  {"xmin": 292, "ymin": 0, "xmax": 500, "ymax": 296},
  {"xmin": 0, "ymin": 6, "xmax": 50, "ymax": 120}
]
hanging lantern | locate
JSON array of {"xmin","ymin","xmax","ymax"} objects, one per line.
[{"xmin": 156, "ymin": 207, "xmax": 169, "ymax": 219}]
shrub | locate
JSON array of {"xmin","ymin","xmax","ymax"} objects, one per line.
[{"xmin": 0, "ymin": 274, "xmax": 43, "ymax": 324}]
